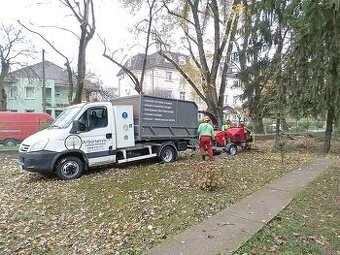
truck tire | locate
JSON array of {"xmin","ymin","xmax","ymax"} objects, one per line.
[
  {"xmin": 160, "ymin": 145, "xmax": 177, "ymax": 163},
  {"xmin": 3, "ymin": 139, "xmax": 17, "ymax": 147},
  {"xmin": 56, "ymin": 156, "xmax": 83, "ymax": 180}
]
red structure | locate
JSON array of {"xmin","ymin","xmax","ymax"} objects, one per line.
[
  {"xmin": 214, "ymin": 124, "xmax": 252, "ymax": 155},
  {"xmin": 0, "ymin": 112, "xmax": 53, "ymax": 146}
]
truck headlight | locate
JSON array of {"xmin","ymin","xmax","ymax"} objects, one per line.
[{"xmin": 29, "ymin": 138, "xmax": 50, "ymax": 152}]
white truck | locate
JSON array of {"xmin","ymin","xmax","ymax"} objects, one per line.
[{"xmin": 18, "ymin": 95, "xmax": 198, "ymax": 180}]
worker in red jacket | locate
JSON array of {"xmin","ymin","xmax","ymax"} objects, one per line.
[{"xmin": 197, "ymin": 115, "xmax": 215, "ymax": 160}]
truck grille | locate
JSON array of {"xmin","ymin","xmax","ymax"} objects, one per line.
[{"xmin": 19, "ymin": 144, "xmax": 30, "ymax": 152}]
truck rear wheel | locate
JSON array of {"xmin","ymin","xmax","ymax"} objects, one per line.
[
  {"xmin": 160, "ymin": 145, "xmax": 177, "ymax": 163},
  {"xmin": 56, "ymin": 156, "xmax": 83, "ymax": 180}
]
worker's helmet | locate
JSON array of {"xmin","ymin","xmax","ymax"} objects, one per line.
[{"xmin": 203, "ymin": 115, "xmax": 210, "ymax": 122}]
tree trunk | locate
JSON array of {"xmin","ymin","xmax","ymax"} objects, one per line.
[
  {"xmin": 249, "ymin": 102, "xmax": 264, "ymax": 133},
  {"xmin": 0, "ymin": 61, "xmax": 10, "ymax": 111},
  {"xmin": 323, "ymin": 106, "xmax": 334, "ymax": 153},
  {"xmin": 251, "ymin": 115, "xmax": 264, "ymax": 134},
  {"xmin": 75, "ymin": 29, "xmax": 87, "ymax": 104}
]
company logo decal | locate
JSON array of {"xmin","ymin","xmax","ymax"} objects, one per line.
[
  {"xmin": 83, "ymin": 138, "xmax": 107, "ymax": 152},
  {"xmin": 122, "ymin": 112, "xmax": 128, "ymax": 119},
  {"xmin": 65, "ymin": 135, "xmax": 82, "ymax": 150}
]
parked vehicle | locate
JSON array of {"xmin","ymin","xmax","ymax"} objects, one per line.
[
  {"xmin": 18, "ymin": 95, "xmax": 198, "ymax": 180},
  {"xmin": 0, "ymin": 112, "xmax": 53, "ymax": 146}
]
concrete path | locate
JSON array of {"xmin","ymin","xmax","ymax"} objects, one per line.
[{"xmin": 145, "ymin": 158, "xmax": 335, "ymax": 255}]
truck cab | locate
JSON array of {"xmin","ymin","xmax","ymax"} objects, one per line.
[{"xmin": 18, "ymin": 102, "xmax": 117, "ymax": 179}]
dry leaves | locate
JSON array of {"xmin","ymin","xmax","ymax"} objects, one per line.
[{"xmin": 0, "ymin": 138, "xmax": 336, "ymax": 254}]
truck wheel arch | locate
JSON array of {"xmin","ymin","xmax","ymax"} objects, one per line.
[{"xmin": 53, "ymin": 150, "xmax": 88, "ymax": 173}]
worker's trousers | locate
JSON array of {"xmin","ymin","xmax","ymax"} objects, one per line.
[{"xmin": 199, "ymin": 136, "xmax": 214, "ymax": 161}]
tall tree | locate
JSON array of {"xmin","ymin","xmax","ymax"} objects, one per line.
[
  {"xmin": 236, "ymin": 0, "xmax": 270, "ymax": 134},
  {"xmin": 263, "ymin": 0, "xmax": 291, "ymax": 137},
  {"xmin": 155, "ymin": 0, "xmax": 242, "ymax": 127},
  {"xmin": 236, "ymin": 0, "xmax": 291, "ymax": 134},
  {"xmin": 62, "ymin": 0, "xmax": 96, "ymax": 103},
  {"xmin": 287, "ymin": 0, "xmax": 340, "ymax": 153},
  {"xmin": 0, "ymin": 24, "xmax": 32, "ymax": 111}
]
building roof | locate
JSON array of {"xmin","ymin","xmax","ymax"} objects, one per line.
[
  {"xmin": 5, "ymin": 61, "xmax": 70, "ymax": 84},
  {"xmin": 116, "ymin": 51, "xmax": 187, "ymax": 76}
]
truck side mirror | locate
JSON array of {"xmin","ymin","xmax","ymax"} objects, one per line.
[{"xmin": 70, "ymin": 120, "xmax": 86, "ymax": 134}]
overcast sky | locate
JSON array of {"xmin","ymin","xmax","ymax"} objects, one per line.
[{"xmin": 1, "ymin": 0, "xmax": 140, "ymax": 87}]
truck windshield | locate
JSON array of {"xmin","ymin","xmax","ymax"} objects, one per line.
[{"xmin": 49, "ymin": 106, "xmax": 83, "ymax": 129}]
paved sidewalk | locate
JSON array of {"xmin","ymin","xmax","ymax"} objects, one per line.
[{"xmin": 145, "ymin": 158, "xmax": 335, "ymax": 255}]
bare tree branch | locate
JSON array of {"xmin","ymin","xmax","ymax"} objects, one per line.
[
  {"xmin": 39, "ymin": 25, "xmax": 79, "ymax": 39},
  {"xmin": 99, "ymin": 35, "xmax": 140, "ymax": 91},
  {"xmin": 18, "ymin": 21, "xmax": 70, "ymax": 62}
]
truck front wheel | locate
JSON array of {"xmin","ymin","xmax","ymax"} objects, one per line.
[
  {"xmin": 56, "ymin": 156, "xmax": 83, "ymax": 180},
  {"xmin": 160, "ymin": 145, "xmax": 177, "ymax": 163}
]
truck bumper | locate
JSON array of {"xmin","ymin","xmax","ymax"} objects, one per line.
[{"xmin": 18, "ymin": 150, "xmax": 59, "ymax": 173}]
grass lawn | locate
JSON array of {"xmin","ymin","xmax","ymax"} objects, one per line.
[
  {"xmin": 235, "ymin": 162, "xmax": 340, "ymax": 255},
  {"xmin": 0, "ymin": 137, "xmax": 338, "ymax": 254}
]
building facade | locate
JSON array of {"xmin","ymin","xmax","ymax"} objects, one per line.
[{"xmin": 5, "ymin": 61, "xmax": 71, "ymax": 118}]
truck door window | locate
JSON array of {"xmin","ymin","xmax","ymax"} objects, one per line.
[{"xmin": 80, "ymin": 107, "xmax": 108, "ymax": 131}]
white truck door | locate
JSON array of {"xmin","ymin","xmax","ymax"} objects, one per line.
[{"xmin": 77, "ymin": 106, "xmax": 116, "ymax": 166}]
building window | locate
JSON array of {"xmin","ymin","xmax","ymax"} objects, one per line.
[
  {"xmin": 163, "ymin": 90, "xmax": 173, "ymax": 98},
  {"xmin": 9, "ymin": 87, "xmax": 17, "ymax": 99},
  {"xmin": 55, "ymin": 110, "xmax": 63, "ymax": 117},
  {"xmin": 224, "ymin": 95, "xmax": 228, "ymax": 105},
  {"xmin": 179, "ymin": 56, "xmax": 186, "ymax": 65},
  {"xmin": 46, "ymin": 88, "xmax": 52, "ymax": 99},
  {"xmin": 195, "ymin": 96, "xmax": 203, "ymax": 103},
  {"xmin": 125, "ymin": 88, "xmax": 131, "ymax": 95},
  {"xmin": 232, "ymin": 80, "xmax": 240, "ymax": 89},
  {"xmin": 165, "ymin": 71, "xmax": 172, "ymax": 81},
  {"xmin": 180, "ymin": 91, "xmax": 186, "ymax": 100},
  {"xmin": 228, "ymin": 68, "xmax": 238, "ymax": 74},
  {"xmin": 25, "ymin": 87, "xmax": 35, "ymax": 99},
  {"xmin": 231, "ymin": 52, "xmax": 239, "ymax": 62},
  {"xmin": 233, "ymin": 96, "xmax": 238, "ymax": 104}
]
